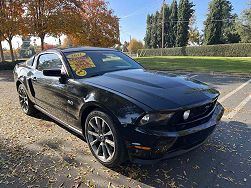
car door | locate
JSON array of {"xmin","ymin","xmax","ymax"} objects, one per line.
[{"xmin": 31, "ymin": 53, "xmax": 69, "ymax": 123}]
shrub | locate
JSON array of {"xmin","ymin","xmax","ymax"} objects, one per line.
[
  {"xmin": 138, "ymin": 43, "xmax": 251, "ymax": 57},
  {"xmin": 0, "ymin": 60, "xmax": 25, "ymax": 70}
]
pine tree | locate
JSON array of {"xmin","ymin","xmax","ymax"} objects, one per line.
[
  {"xmin": 204, "ymin": 0, "xmax": 240, "ymax": 45},
  {"xmin": 221, "ymin": 1, "xmax": 241, "ymax": 43},
  {"xmin": 176, "ymin": 0, "xmax": 194, "ymax": 47},
  {"xmin": 157, "ymin": 10, "xmax": 163, "ymax": 48},
  {"xmin": 150, "ymin": 12, "xmax": 159, "ymax": 48},
  {"xmin": 164, "ymin": 3, "xmax": 171, "ymax": 47},
  {"xmin": 144, "ymin": 14, "xmax": 152, "ymax": 48},
  {"xmin": 169, "ymin": 0, "xmax": 178, "ymax": 47},
  {"xmin": 204, "ymin": 0, "xmax": 224, "ymax": 45}
]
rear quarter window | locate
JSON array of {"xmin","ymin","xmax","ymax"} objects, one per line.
[{"xmin": 26, "ymin": 57, "xmax": 34, "ymax": 66}]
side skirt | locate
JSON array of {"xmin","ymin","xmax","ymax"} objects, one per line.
[{"xmin": 34, "ymin": 105, "xmax": 83, "ymax": 136}]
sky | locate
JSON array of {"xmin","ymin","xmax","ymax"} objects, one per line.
[{"xmin": 2, "ymin": 0, "xmax": 250, "ymax": 49}]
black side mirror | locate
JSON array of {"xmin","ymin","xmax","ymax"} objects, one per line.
[
  {"xmin": 43, "ymin": 69, "xmax": 68, "ymax": 84},
  {"xmin": 59, "ymin": 73, "xmax": 68, "ymax": 84},
  {"xmin": 43, "ymin": 69, "xmax": 61, "ymax": 77}
]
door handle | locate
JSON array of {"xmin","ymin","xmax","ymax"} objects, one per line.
[{"xmin": 32, "ymin": 77, "xmax": 37, "ymax": 81}]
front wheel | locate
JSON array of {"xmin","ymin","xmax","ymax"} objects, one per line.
[
  {"xmin": 85, "ymin": 110, "xmax": 127, "ymax": 167},
  {"xmin": 18, "ymin": 84, "xmax": 37, "ymax": 115}
]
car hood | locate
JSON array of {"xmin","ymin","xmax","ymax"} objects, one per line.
[{"xmin": 83, "ymin": 69, "xmax": 219, "ymax": 111}]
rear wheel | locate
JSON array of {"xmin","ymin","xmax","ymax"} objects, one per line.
[
  {"xmin": 18, "ymin": 84, "xmax": 37, "ymax": 115},
  {"xmin": 85, "ymin": 110, "xmax": 127, "ymax": 167}
]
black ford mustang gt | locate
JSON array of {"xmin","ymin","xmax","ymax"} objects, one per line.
[{"xmin": 14, "ymin": 47, "xmax": 224, "ymax": 167}]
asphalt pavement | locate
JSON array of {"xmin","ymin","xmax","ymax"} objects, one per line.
[{"xmin": 0, "ymin": 70, "xmax": 250, "ymax": 188}]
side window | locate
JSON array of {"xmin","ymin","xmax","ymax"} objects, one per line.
[{"xmin": 37, "ymin": 54, "xmax": 62, "ymax": 71}]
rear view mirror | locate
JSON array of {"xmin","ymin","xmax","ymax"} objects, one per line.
[{"xmin": 43, "ymin": 69, "xmax": 61, "ymax": 77}]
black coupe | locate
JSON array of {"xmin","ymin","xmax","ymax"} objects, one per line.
[{"xmin": 14, "ymin": 47, "xmax": 224, "ymax": 167}]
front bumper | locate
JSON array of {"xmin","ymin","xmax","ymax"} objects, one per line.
[{"xmin": 122, "ymin": 103, "xmax": 224, "ymax": 164}]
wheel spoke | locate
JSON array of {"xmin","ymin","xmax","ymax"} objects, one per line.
[
  {"xmin": 96, "ymin": 144, "xmax": 102, "ymax": 156},
  {"xmin": 104, "ymin": 143, "xmax": 112, "ymax": 156},
  {"xmin": 95, "ymin": 117, "xmax": 101, "ymax": 131},
  {"xmin": 101, "ymin": 143, "xmax": 108, "ymax": 159},
  {"xmin": 88, "ymin": 130, "xmax": 99, "ymax": 137},
  {"xmin": 101, "ymin": 120, "xmax": 105, "ymax": 133},
  {"xmin": 105, "ymin": 139, "xmax": 115, "ymax": 147},
  {"xmin": 104, "ymin": 130, "xmax": 112, "ymax": 136},
  {"xmin": 90, "ymin": 139, "xmax": 98, "ymax": 146},
  {"xmin": 89, "ymin": 122, "xmax": 98, "ymax": 132}
]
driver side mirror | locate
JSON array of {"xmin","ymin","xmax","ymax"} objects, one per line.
[
  {"xmin": 43, "ymin": 69, "xmax": 61, "ymax": 77},
  {"xmin": 43, "ymin": 69, "xmax": 68, "ymax": 84}
]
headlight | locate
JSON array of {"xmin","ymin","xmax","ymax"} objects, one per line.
[{"xmin": 139, "ymin": 112, "xmax": 174, "ymax": 126}]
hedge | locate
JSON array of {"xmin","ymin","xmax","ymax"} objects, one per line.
[
  {"xmin": 138, "ymin": 43, "xmax": 251, "ymax": 57},
  {"xmin": 0, "ymin": 60, "xmax": 25, "ymax": 71}
]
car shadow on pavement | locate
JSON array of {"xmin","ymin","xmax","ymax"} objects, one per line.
[
  {"xmin": 112, "ymin": 120, "xmax": 251, "ymax": 188},
  {"xmin": 1, "ymin": 120, "xmax": 250, "ymax": 187}
]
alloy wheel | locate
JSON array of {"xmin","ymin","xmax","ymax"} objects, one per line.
[
  {"xmin": 18, "ymin": 87, "xmax": 29, "ymax": 113},
  {"xmin": 87, "ymin": 116, "xmax": 115, "ymax": 162}
]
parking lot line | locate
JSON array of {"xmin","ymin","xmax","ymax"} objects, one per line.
[
  {"xmin": 223, "ymin": 94, "xmax": 251, "ymax": 119},
  {"xmin": 218, "ymin": 78, "xmax": 251, "ymax": 103},
  {"xmin": 189, "ymin": 75, "xmax": 198, "ymax": 78}
]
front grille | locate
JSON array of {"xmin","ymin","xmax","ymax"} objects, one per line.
[
  {"xmin": 173, "ymin": 100, "xmax": 215, "ymax": 121},
  {"xmin": 149, "ymin": 100, "xmax": 217, "ymax": 132},
  {"xmin": 166, "ymin": 100, "xmax": 217, "ymax": 131}
]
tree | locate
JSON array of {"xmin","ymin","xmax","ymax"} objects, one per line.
[
  {"xmin": 221, "ymin": 1, "xmax": 241, "ymax": 43},
  {"xmin": 236, "ymin": 1, "xmax": 251, "ymax": 43},
  {"xmin": 0, "ymin": 34, "xmax": 4, "ymax": 62},
  {"xmin": 189, "ymin": 14, "xmax": 200, "ymax": 45},
  {"xmin": 204, "ymin": 0, "xmax": 224, "ymax": 45},
  {"xmin": 169, "ymin": 0, "xmax": 178, "ymax": 47},
  {"xmin": 144, "ymin": 14, "xmax": 153, "ymax": 48},
  {"xmin": 0, "ymin": 0, "xmax": 24, "ymax": 61},
  {"xmin": 150, "ymin": 12, "xmax": 159, "ymax": 48},
  {"xmin": 161, "ymin": 3, "xmax": 172, "ymax": 48},
  {"xmin": 176, "ymin": 0, "xmax": 194, "ymax": 47},
  {"xmin": 44, "ymin": 43, "xmax": 57, "ymax": 50},
  {"xmin": 204, "ymin": 0, "xmax": 240, "ymax": 45},
  {"xmin": 68, "ymin": 0, "xmax": 120, "ymax": 47},
  {"xmin": 127, "ymin": 38, "xmax": 144, "ymax": 54},
  {"xmin": 144, "ymin": 15, "xmax": 151, "ymax": 48},
  {"xmin": 26, "ymin": 0, "xmax": 78, "ymax": 50},
  {"xmin": 61, "ymin": 36, "xmax": 74, "ymax": 48}
]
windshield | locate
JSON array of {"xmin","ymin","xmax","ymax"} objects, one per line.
[{"xmin": 63, "ymin": 50, "xmax": 143, "ymax": 78}]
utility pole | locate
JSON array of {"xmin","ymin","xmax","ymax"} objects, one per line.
[{"xmin": 161, "ymin": 0, "xmax": 165, "ymax": 55}]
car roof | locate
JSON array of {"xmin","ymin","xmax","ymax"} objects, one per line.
[{"xmin": 46, "ymin": 47, "xmax": 117, "ymax": 53}]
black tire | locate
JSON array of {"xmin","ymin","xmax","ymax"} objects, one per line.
[
  {"xmin": 85, "ymin": 110, "xmax": 127, "ymax": 167},
  {"xmin": 18, "ymin": 84, "xmax": 37, "ymax": 116}
]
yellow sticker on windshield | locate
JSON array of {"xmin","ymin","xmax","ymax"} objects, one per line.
[
  {"xmin": 76, "ymin": 70, "xmax": 87, "ymax": 76},
  {"xmin": 67, "ymin": 53, "xmax": 96, "ymax": 76}
]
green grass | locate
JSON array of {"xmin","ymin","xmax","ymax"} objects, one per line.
[{"xmin": 135, "ymin": 56, "xmax": 251, "ymax": 74}]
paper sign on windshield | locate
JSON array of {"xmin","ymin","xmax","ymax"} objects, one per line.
[{"xmin": 67, "ymin": 53, "xmax": 96, "ymax": 76}]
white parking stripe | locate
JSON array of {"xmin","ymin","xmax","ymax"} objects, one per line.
[
  {"xmin": 190, "ymin": 75, "xmax": 198, "ymax": 78},
  {"xmin": 223, "ymin": 94, "xmax": 251, "ymax": 119},
  {"xmin": 218, "ymin": 78, "xmax": 251, "ymax": 103}
]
